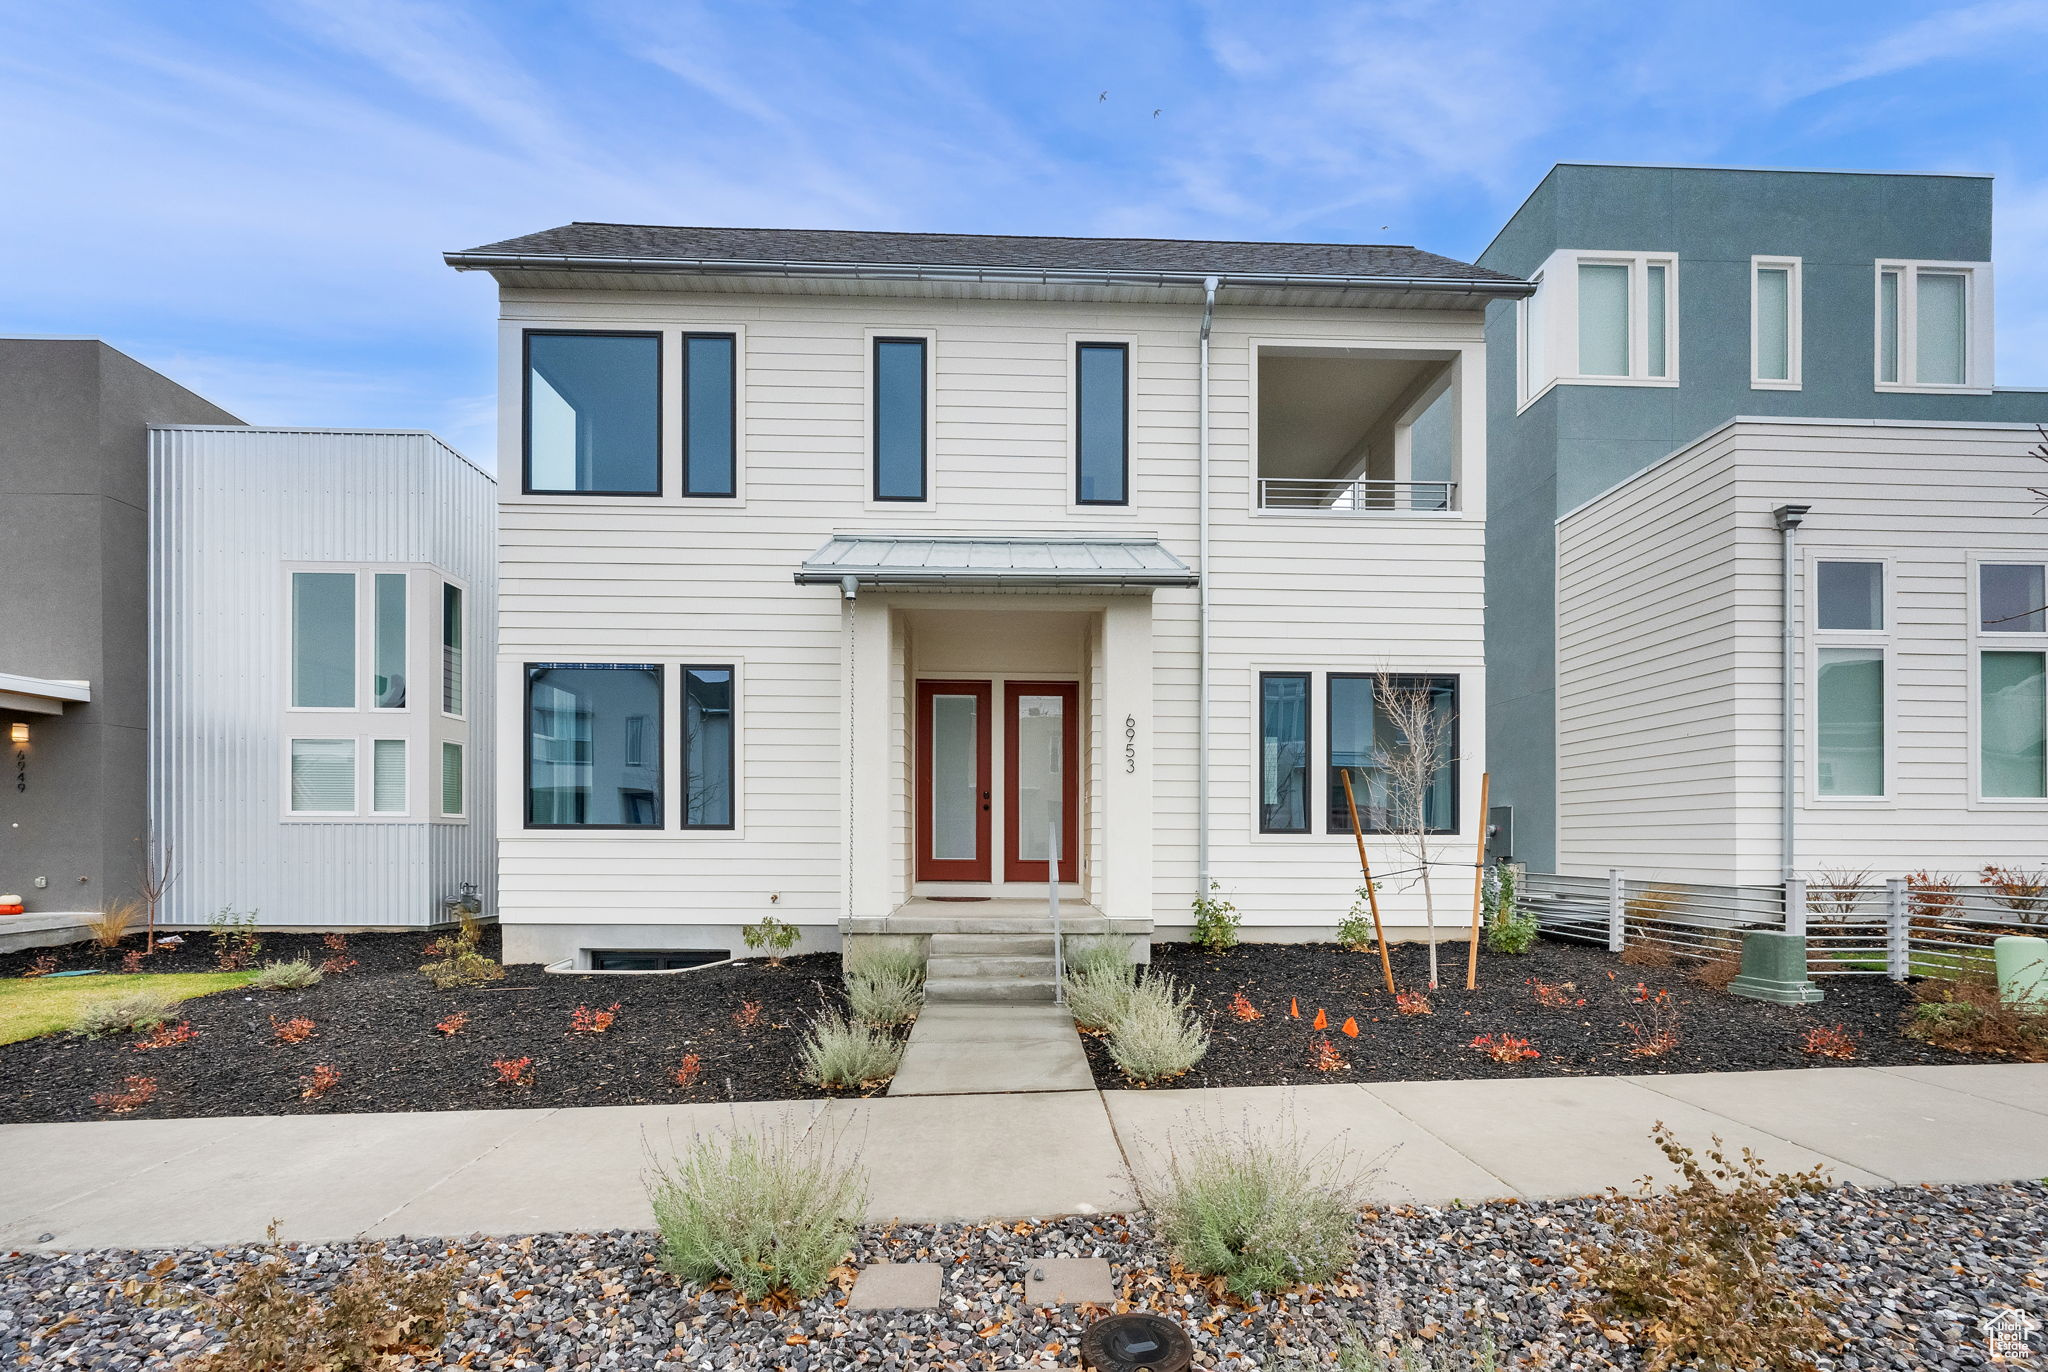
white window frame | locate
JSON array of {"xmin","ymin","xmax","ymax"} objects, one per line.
[
  {"xmin": 439, "ymin": 740, "xmax": 466, "ymax": 820},
  {"xmin": 1516, "ymin": 249, "xmax": 1678, "ymax": 409},
  {"xmin": 1873, "ymin": 260, "xmax": 1994, "ymax": 393},
  {"xmin": 439, "ymin": 576, "xmax": 470, "ymax": 721},
  {"xmin": 1968, "ymin": 554, "xmax": 2048, "ymax": 809},
  {"xmin": 285, "ymin": 736, "xmax": 361, "ymax": 819},
  {"xmin": 370, "ymin": 737, "xmax": 409, "ymax": 816},
  {"xmin": 1750, "ymin": 256, "xmax": 1802, "ymax": 390},
  {"xmin": 1806, "ymin": 552, "xmax": 1894, "ymax": 806}
]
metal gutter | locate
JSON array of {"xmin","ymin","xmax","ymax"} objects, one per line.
[
  {"xmin": 1197, "ymin": 275, "xmax": 1217, "ymax": 900},
  {"xmin": 1773, "ymin": 504, "xmax": 1810, "ymax": 882},
  {"xmin": 793, "ymin": 569, "xmax": 1198, "ymax": 589}
]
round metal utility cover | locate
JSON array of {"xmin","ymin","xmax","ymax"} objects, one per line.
[{"xmin": 1079, "ymin": 1313, "xmax": 1193, "ymax": 1372}]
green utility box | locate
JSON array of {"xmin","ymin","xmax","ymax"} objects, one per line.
[
  {"xmin": 1995, "ymin": 936, "xmax": 2048, "ymax": 1008},
  {"xmin": 1728, "ymin": 929, "xmax": 1823, "ymax": 1005}
]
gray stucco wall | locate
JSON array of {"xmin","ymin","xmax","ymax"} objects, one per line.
[
  {"xmin": 1477, "ymin": 165, "xmax": 2048, "ymax": 870},
  {"xmin": 0, "ymin": 340, "xmax": 239, "ymax": 912}
]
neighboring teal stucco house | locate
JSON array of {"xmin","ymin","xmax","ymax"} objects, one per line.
[{"xmin": 1478, "ymin": 163, "xmax": 2048, "ymax": 879}]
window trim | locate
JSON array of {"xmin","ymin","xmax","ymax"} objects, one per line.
[
  {"xmin": 288, "ymin": 569, "xmax": 360, "ymax": 713},
  {"xmin": 1872, "ymin": 260, "xmax": 1993, "ymax": 393},
  {"xmin": 438, "ymin": 740, "xmax": 466, "ymax": 820},
  {"xmin": 1517, "ymin": 249, "xmax": 1679, "ymax": 409},
  {"xmin": 286, "ymin": 736, "xmax": 360, "ymax": 818},
  {"xmin": 1807, "ymin": 551, "xmax": 1893, "ymax": 805},
  {"xmin": 679, "ymin": 331, "xmax": 739, "ymax": 499},
  {"xmin": 371, "ymin": 737, "xmax": 408, "ymax": 816},
  {"xmin": 1073, "ymin": 340, "xmax": 1131, "ymax": 508},
  {"xmin": 1750, "ymin": 256, "xmax": 1803, "ymax": 390},
  {"xmin": 869, "ymin": 333, "xmax": 931, "ymax": 505},
  {"xmin": 1257, "ymin": 671, "xmax": 1312, "ymax": 834},
  {"xmin": 1323, "ymin": 672, "xmax": 1461, "ymax": 836},
  {"xmin": 1969, "ymin": 554, "xmax": 2048, "ymax": 808},
  {"xmin": 679, "ymin": 663, "xmax": 739, "ymax": 831},
  {"xmin": 522, "ymin": 661, "xmax": 667, "ymax": 832},
  {"xmin": 521, "ymin": 328, "xmax": 666, "ymax": 497},
  {"xmin": 439, "ymin": 579, "xmax": 468, "ymax": 721}
]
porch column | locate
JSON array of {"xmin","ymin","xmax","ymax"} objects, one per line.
[
  {"xmin": 1100, "ymin": 599, "xmax": 1155, "ymax": 922},
  {"xmin": 846, "ymin": 596, "xmax": 893, "ymax": 920}
]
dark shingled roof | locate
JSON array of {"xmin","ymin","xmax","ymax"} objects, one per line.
[{"xmin": 448, "ymin": 222, "xmax": 1525, "ymax": 287}]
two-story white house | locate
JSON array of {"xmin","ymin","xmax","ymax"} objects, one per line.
[{"xmin": 445, "ymin": 226, "xmax": 1531, "ymax": 981}]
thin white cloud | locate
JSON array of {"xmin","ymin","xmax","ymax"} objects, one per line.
[{"xmin": 1780, "ymin": 0, "xmax": 2048, "ymax": 102}]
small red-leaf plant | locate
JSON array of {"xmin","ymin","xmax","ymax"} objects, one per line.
[
  {"xmin": 25, "ymin": 954, "xmax": 58, "ymax": 979},
  {"xmin": 493, "ymin": 1057, "xmax": 535, "ymax": 1089},
  {"xmin": 132, "ymin": 1021, "xmax": 197, "ymax": 1052},
  {"xmin": 319, "ymin": 955, "xmax": 359, "ymax": 976},
  {"xmin": 673, "ymin": 1053, "xmax": 703, "ymax": 1088},
  {"xmin": 434, "ymin": 1011, "xmax": 470, "ymax": 1036},
  {"xmin": 1229, "ymin": 993, "xmax": 1261, "ymax": 1022},
  {"xmin": 1470, "ymin": 1033, "xmax": 1540, "ymax": 1063},
  {"xmin": 1308, "ymin": 1036, "xmax": 1348, "ymax": 1072},
  {"xmin": 1801, "ymin": 1023, "xmax": 1859, "ymax": 1060},
  {"xmin": 322, "ymin": 932, "xmax": 348, "ymax": 952},
  {"xmin": 94, "ymin": 1075, "xmax": 159, "ymax": 1114},
  {"xmin": 570, "ymin": 1002, "xmax": 621, "ymax": 1034},
  {"xmin": 731, "ymin": 1000, "xmax": 762, "ymax": 1030},
  {"xmin": 271, "ymin": 1016, "xmax": 316, "ymax": 1045},
  {"xmin": 1529, "ymin": 978, "xmax": 1583, "ymax": 1009},
  {"xmin": 121, "ymin": 948, "xmax": 150, "ymax": 974},
  {"xmin": 1624, "ymin": 987, "xmax": 1682, "ymax": 1058},
  {"xmin": 301, "ymin": 1065, "xmax": 342, "ymax": 1100},
  {"xmin": 1395, "ymin": 990, "xmax": 1433, "ymax": 1017}
]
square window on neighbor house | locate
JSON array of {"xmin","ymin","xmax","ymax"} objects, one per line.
[
  {"xmin": 290, "ymin": 738, "xmax": 357, "ymax": 814},
  {"xmin": 1982, "ymin": 564, "xmax": 2047, "ymax": 634},
  {"xmin": 1326, "ymin": 674, "xmax": 1457, "ymax": 834},
  {"xmin": 1817, "ymin": 561, "xmax": 1884, "ymax": 632},
  {"xmin": 525, "ymin": 331, "xmax": 662, "ymax": 495},
  {"xmin": 872, "ymin": 338, "xmax": 927, "ymax": 501},
  {"xmin": 1076, "ymin": 343, "xmax": 1129, "ymax": 505},
  {"xmin": 527, "ymin": 663, "xmax": 663, "ymax": 828},
  {"xmin": 1570, "ymin": 255, "xmax": 1674, "ymax": 382},
  {"xmin": 1876, "ymin": 262, "xmax": 1988, "ymax": 390}
]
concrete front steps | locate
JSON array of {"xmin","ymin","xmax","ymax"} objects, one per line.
[
  {"xmin": 925, "ymin": 931, "xmax": 1057, "ymax": 1003},
  {"xmin": 841, "ymin": 897, "xmax": 1153, "ymax": 1005}
]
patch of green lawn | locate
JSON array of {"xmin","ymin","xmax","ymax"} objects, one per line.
[{"xmin": 0, "ymin": 970, "xmax": 259, "ymax": 1045}]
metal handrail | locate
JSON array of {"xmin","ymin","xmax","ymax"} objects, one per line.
[
  {"xmin": 1258, "ymin": 477, "xmax": 1456, "ymax": 513},
  {"xmin": 1048, "ymin": 819, "xmax": 1063, "ymax": 1004}
]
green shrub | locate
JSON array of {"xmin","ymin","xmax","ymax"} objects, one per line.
[
  {"xmin": 248, "ymin": 960, "xmax": 322, "ymax": 992},
  {"xmin": 208, "ymin": 907, "xmax": 264, "ymax": 971},
  {"xmin": 419, "ymin": 947, "xmax": 505, "ymax": 990},
  {"xmin": 842, "ymin": 937, "xmax": 924, "ymax": 984},
  {"xmin": 1142, "ymin": 1115, "xmax": 1380, "ymax": 1298},
  {"xmin": 647, "ymin": 1121, "xmax": 867, "ymax": 1302},
  {"xmin": 1336, "ymin": 915, "xmax": 1376, "ymax": 952},
  {"xmin": 1191, "ymin": 882, "xmax": 1241, "ymax": 954},
  {"xmin": 844, "ymin": 963, "xmax": 923, "ymax": 1027},
  {"xmin": 798, "ymin": 1011, "xmax": 902, "ymax": 1088},
  {"xmin": 1065, "ymin": 963, "xmax": 1138, "ymax": 1032},
  {"xmin": 1105, "ymin": 975, "xmax": 1209, "ymax": 1083},
  {"xmin": 1064, "ymin": 934, "xmax": 1132, "ymax": 981},
  {"xmin": 742, "ymin": 915, "xmax": 800, "ymax": 966},
  {"xmin": 1482, "ymin": 866, "xmax": 1538, "ymax": 955},
  {"xmin": 73, "ymin": 989, "xmax": 178, "ymax": 1038}
]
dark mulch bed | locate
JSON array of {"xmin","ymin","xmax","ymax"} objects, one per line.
[
  {"xmin": 0, "ymin": 929, "xmax": 854, "ymax": 1123},
  {"xmin": 1081, "ymin": 937, "xmax": 1978, "ymax": 1090}
]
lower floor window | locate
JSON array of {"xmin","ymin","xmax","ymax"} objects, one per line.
[
  {"xmin": 441, "ymin": 741, "xmax": 465, "ymax": 816},
  {"xmin": 682, "ymin": 666, "xmax": 735, "ymax": 828},
  {"xmin": 290, "ymin": 738, "xmax": 356, "ymax": 814},
  {"xmin": 1259, "ymin": 673, "xmax": 1310, "ymax": 832},
  {"xmin": 372, "ymin": 739, "xmax": 407, "ymax": 814},
  {"xmin": 1816, "ymin": 648, "xmax": 1885, "ymax": 796},
  {"xmin": 1981, "ymin": 650, "xmax": 2047, "ymax": 799},
  {"xmin": 1326, "ymin": 674, "xmax": 1458, "ymax": 834},
  {"xmin": 527, "ymin": 663, "xmax": 664, "ymax": 827}
]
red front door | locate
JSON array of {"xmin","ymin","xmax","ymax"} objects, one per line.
[
  {"xmin": 915, "ymin": 680, "xmax": 992, "ymax": 882},
  {"xmin": 1004, "ymin": 681, "xmax": 1079, "ymax": 883}
]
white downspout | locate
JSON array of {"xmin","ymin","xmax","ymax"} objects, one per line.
[
  {"xmin": 1773, "ymin": 504, "xmax": 1809, "ymax": 882},
  {"xmin": 1197, "ymin": 275, "xmax": 1218, "ymax": 898}
]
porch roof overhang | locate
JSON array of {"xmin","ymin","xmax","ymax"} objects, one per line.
[
  {"xmin": 0, "ymin": 672, "xmax": 91, "ymax": 717},
  {"xmin": 796, "ymin": 535, "xmax": 1198, "ymax": 591}
]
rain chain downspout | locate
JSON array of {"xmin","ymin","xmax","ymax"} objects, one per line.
[
  {"xmin": 1197, "ymin": 276, "xmax": 1219, "ymax": 900},
  {"xmin": 1773, "ymin": 504, "xmax": 1809, "ymax": 883}
]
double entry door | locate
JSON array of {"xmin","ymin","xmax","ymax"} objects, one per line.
[{"xmin": 915, "ymin": 679, "xmax": 1079, "ymax": 884}]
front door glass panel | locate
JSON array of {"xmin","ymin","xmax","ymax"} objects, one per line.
[{"xmin": 930, "ymin": 693, "xmax": 980, "ymax": 863}]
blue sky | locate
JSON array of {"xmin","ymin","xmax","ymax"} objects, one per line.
[{"xmin": 5, "ymin": 0, "xmax": 2047, "ymax": 467}]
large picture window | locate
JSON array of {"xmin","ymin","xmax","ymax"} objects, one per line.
[
  {"xmin": 526, "ymin": 664, "xmax": 663, "ymax": 828},
  {"xmin": 682, "ymin": 666, "xmax": 736, "ymax": 828},
  {"xmin": 291, "ymin": 571, "xmax": 356, "ymax": 709},
  {"xmin": 1258, "ymin": 673, "xmax": 1310, "ymax": 833},
  {"xmin": 1075, "ymin": 342, "xmax": 1129, "ymax": 505},
  {"xmin": 872, "ymin": 337, "xmax": 927, "ymax": 501},
  {"xmin": 1325, "ymin": 674, "xmax": 1458, "ymax": 834},
  {"xmin": 524, "ymin": 331, "xmax": 662, "ymax": 495},
  {"xmin": 682, "ymin": 333, "xmax": 737, "ymax": 497},
  {"xmin": 1875, "ymin": 261, "xmax": 1988, "ymax": 390}
]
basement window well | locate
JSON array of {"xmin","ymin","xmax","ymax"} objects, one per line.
[
  {"xmin": 586, "ymin": 949, "xmax": 730, "ymax": 972},
  {"xmin": 1255, "ymin": 346, "xmax": 1460, "ymax": 514}
]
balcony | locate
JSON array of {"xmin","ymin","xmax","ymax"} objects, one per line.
[{"xmin": 1257, "ymin": 477, "xmax": 1455, "ymax": 513}]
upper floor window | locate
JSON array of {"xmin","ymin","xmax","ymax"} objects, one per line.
[
  {"xmin": 682, "ymin": 333, "xmax": 737, "ymax": 497},
  {"xmin": 872, "ymin": 337, "xmax": 927, "ymax": 502},
  {"xmin": 1518, "ymin": 249, "xmax": 1676, "ymax": 404},
  {"xmin": 1075, "ymin": 343, "xmax": 1129, "ymax": 505},
  {"xmin": 291, "ymin": 571, "xmax": 357, "ymax": 709},
  {"xmin": 1816, "ymin": 560, "xmax": 1883, "ymax": 632},
  {"xmin": 1983, "ymin": 563, "xmax": 2047, "ymax": 634},
  {"xmin": 1876, "ymin": 261, "xmax": 1991, "ymax": 391},
  {"xmin": 441, "ymin": 583, "xmax": 464, "ymax": 717},
  {"xmin": 525, "ymin": 331, "xmax": 662, "ymax": 495},
  {"xmin": 1751, "ymin": 257, "xmax": 1802, "ymax": 389},
  {"xmin": 372, "ymin": 572, "xmax": 407, "ymax": 708}
]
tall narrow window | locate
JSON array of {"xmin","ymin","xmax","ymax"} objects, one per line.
[
  {"xmin": 372, "ymin": 739, "xmax": 407, "ymax": 814},
  {"xmin": 1577, "ymin": 263, "xmax": 1630, "ymax": 377},
  {"xmin": 1916, "ymin": 271, "xmax": 1968, "ymax": 386},
  {"xmin": 526, "ymin": 664, "xmax": 663, "ymax": 827},
  {"xmin": 682, "ymin": 333, "xmax": 736, "ymax": 497},
  {"xmin": 372, "ymin": 572, "xmax": 407, "ymax": 708},
  {"xmin": 1816, "ymin": 648, "xmax": 1885, "ymax": 797},
  {"xmin": 1752, "ymin": 259, "xmax": 1799, "ymax": 387},
  {"xmin": 1982, "ymin": 652, "xmax": 2047, "ymax": 799},
  {"xmin": 872, "ymin": 338, "xmax": 927, "ymax": 501},
  {"xmin": 1982, "ymin": 564, "xmax": 2047, "ymax": 633},
  {"xmin": 1644, "ymin": 262, "xmax": 1669, "ymax": 378},
  {"xmin": 1817, "ymin": 561, "xmax": 1884, "ymax": 632},
  {"xmin": 1075, "ymin": 343, "xmax": 1129, "ymax": 505},
  {"xmin": 682, "ymin": 666, "xmax": 735, "ymax": 828},
  {"xmin": 524, "ymin": 331, "xmax": 661, "ymax": 495},
  {"xmin": 1326, "ymin": 674, "xmax": 1457, "ymax": 834},
  {"xmin": 291, "ymin": 571, "xmax": 356, "ymax": 709},
  {"xmin": 441, "ymin": 584, "xmax": 463, "ymax": 716},
  {"xmin": 441, "ymin": 741, "xmax": 465, "ymax": 816},
  {"xmin": 290, "ymin": 738, "xmax": 356, "ymax": 814},
  {"xmin": 1878, "ymin": 269, "xmax": 1901, "ymax": 384},
  {"xmin": 1258, "ymin": 673, "xmax": 1310, "ymax": 833}
]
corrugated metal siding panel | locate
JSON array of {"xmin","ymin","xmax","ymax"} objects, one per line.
[{"xmin": 149, "ymin": 428, "xmax": 497, "ymax": 927}]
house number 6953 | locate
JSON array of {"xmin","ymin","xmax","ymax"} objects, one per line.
[{"xmin": 1123, "ymin": 715, "xmax": 1137, "ymax": 773}]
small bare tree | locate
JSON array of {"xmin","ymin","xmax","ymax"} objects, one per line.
[
  {"xmin": 137, "ymin": 833, "xmax": 175, "ymax": 954},
  {"xmin": 1372, "ymin": 676, "xmax": 1456, "ymax": 989}
]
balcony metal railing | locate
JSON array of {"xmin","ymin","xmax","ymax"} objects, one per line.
[{"xmin": 1257, "ymin": 477, "xmax": 1456, "ymax": 513}]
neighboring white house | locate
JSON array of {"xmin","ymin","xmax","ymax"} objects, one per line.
[
  {"xmin": 446, "ymin": 226, "xmax": 1531, "ymax": 968},
  {"xmin": 1555, "ymin": 416, "xmax": 2048, "ymax": 886},
  {"xmin": 149, "ymin": 426, "xmax": 498, "ymax": 927}
]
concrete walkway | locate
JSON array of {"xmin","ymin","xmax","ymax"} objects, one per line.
[
  {"xmin": 2, "ymin": 1063, "xmax": 2043, "ymax": 1251},
  {"xmin": 889, "ymin": 1003, "xmax": 1094, "ymax": 1095}
]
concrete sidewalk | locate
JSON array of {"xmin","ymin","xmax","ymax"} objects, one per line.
[{"xmin": 2, "ymin": 1063, "xmax": 2042, "ymax": 1251}]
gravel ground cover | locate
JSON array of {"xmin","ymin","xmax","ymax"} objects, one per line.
[
  {"xmin": 4, "ymin": 1181, "xmax": 2042, "ymax": 1369},
  {"xmin": 0, "ymin": 930, "xmax": 854, "ymax": 1122},
  {"xmin": 1086, "ymin": 938, "xmax": 1975, "ymax": 1090}
]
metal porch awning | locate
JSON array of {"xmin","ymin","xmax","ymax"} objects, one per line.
[{"xmin": 796, "ymin": 535, "xmax": 1198, "ymax": 591}]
